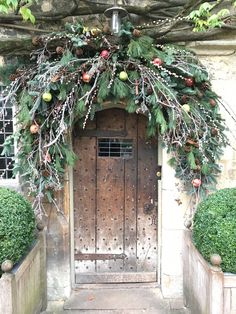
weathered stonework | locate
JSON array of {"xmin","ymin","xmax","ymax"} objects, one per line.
[{"xmin": 0, "ymin": 14, "xmax": 236, "ymax": 304}]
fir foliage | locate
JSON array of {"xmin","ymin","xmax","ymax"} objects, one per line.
[{"xmin": 0, "ymin": 22, "xmax": 228, "ymax": 215}]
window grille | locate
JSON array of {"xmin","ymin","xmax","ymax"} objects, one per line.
[
  {"xmin": 0, "ymin": 86, "xmax": 15, "ymax": 179},
  {"xmin": 98, "ymin": 138, "xmax": 133, "ymax": 158}
]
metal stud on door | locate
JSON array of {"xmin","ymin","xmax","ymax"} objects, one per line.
[{"xmin": 73, "ymin": 109, "xmax": 158, "ymax": 284}]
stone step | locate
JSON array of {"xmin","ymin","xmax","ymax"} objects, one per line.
[
  {"xmin": 41, "ymin": 288, "xmax": 190, "ymax": 314},
  {"xmin": 42, "ymin": 309, "xmax": 189, "ymax": 314}
]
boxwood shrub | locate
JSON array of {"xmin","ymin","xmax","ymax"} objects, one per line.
[
  {"xmin": 193, "ymin": 188, "xmax": 236, "ymax": 273},
  {"xmin": 0, "ymin": 187, "xmax": 36, "ymax": 274}
]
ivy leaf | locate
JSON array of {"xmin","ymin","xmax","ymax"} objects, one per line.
[
  {"xmin": 168, "ymin": 157, "xmax": 177, "ymax": 167},
  {"xmin": 60, "ymin": 51, "xmax": 75, "ymax": 66}
]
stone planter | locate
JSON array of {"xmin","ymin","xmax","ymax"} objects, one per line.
[
  {"xmin": 0, "ymin": 229, "xmax": 47, "ymax": 314},
  {"xmin": 183, "ymin": 230, "xmax": 236, "ymax": 314}
]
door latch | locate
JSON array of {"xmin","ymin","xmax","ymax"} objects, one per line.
[
  {"xmin": 144, "ymin": 203, "xmax": 155, "ymax": 214},
  {"xmin": 156, "ymin": 165, "xmax": 162, "ymax": 180}
]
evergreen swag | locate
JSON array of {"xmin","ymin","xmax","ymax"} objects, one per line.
[{"xmin": 0, "ymin": 22, "xmax": 228, "ymax": 215}]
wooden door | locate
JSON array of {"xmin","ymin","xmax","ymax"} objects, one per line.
[{"xmin": 73, "ymin": 109, "xmax": 158, "ymax": 284}]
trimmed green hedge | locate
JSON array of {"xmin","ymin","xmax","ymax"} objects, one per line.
[
  {"xmin": 0, "ymin": 187, "xmax": 36, "ymax": 273},
  {"xmin": 193, "ymin": 188, "xmax": 236, "ymax": 273}
]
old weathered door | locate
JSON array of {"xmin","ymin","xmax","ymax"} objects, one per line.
[{"xmin": 73, "ymin": 108, "xmax": 158, "ymax": 284}]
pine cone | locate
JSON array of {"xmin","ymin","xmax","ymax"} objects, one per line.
[
  {"xmin": 133, "ymin": 29, "xmax": 141, "ymax": 37},
  {"xmin": 184, "ymin": 145, "xmax": 192, "ymax": 153},
  {"xmin": 56, "ymin": 46, "xmax": 65, "ymax": 55},
  {"xmin": 201, "ymin": 82, "xmax": 210, "ymax": 91},
  {"xmin": 75, "ymin": 48, "xmax": 83, "ymax": 57},
  {"xmin": 9, "ymin": 73, "xmax": 18, "ymax": 81},
  {"xmin": 209, "ymin": 99, "xmax": 217, "ymax": 107},
  {"xmin": 147, "ymin": 86, "xmax": 153, "ymax": 95},
  {"xmin": 211, "ymin": 128, "xmax": 218, "ymax": 136},
  {"xmin": 32, "ymin": 36, "xmax": 42, "ymax": 46},
  {"xmin": 194, "ymin": 165, "xmax": 201, "ymax": 172}
]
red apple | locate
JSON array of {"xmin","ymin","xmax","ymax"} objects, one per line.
[
  {"xmin": 209, "ymin": 99, "xmax": 217, "ymax": 107},
  {"xmin": 100, "ymin": 50, "xmax": 109, "ymax": 59},
  {"xmin": 153, "ymin": 58, "xmax": 163, "ymax": 66},
  {"xmin": 30, "ymin": 124, "xmax": 39, "ymax": 134},
  {"xmin": 82, "ymin": 72, "xmax": 91, "ymax": 83},
  {"xmin": 185, "ymin": 77, "xmax": 194, "ymax": 87},
  {"xmin": 192, "ymin": 178, "xmax": 202, "ymax": 188}
]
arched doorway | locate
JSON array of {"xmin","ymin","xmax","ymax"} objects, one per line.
[{"xmin": 72, "ymin": 108, "xmax": 158, "ymax": 284}]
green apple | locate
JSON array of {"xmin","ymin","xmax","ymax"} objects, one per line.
[
  {"xmin": 119, "ymin": 71, "xmax": 128, "ymax": 81},
  {"xmin": 182, "ymin": 104, "xmax": 190, "ymax": 113},
  {"xmin": 42, "ymin": 92, "xmax": 52, "ymax": 102}
]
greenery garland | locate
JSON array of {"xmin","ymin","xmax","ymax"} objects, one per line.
[{"xmin": 0, "ymin": 22, "xmax": 228, "ymax": 215}]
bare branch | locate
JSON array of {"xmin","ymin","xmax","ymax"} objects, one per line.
[{"xmin": 0, "ymin": 0, "xmax": 235, "ymax": 54}]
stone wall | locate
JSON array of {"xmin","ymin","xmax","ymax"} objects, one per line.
[
  {"xmin": 188, "ymin": 42, "xmax": 236, "ymax": 189},
  {"xmin": 1, "ymin": 16, "xmax": 236, "ymax": 304}
]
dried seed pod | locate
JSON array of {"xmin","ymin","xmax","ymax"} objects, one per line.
[
  {"xmin": 133, "ymin": 29, "xmax": 141, "ymax": 37},
  {"xmin": 56, "ymin": 46, "xmax": 65, "ymax": 55},
  {"xmin": 32, "ymin": 36, "xmax": 42, "ymax": 46}
]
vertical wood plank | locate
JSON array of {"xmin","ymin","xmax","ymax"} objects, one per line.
[
  {"xmin": 124, "ymin": 113, "xmax": 138, "ymax": 272},
  {"xmin": 73, "ymin": 109, "xmax": 158, "ymax": 283},
  {"xmin": 137, "ymin": 115, "xmax": 158, "ymax": 273},
  {"xmin": 73, "ymin": 119, "xmax": 97, "ymax": 275},
  {"xmin": 96, "ymin": 109, "xmax": 125, "ymax": 272}
]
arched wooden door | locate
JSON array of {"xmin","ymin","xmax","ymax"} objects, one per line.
[{"xmin": 73, "ymin": 109, "xmax": 158, "ymax": 284}]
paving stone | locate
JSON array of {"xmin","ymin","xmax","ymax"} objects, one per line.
[{"xmin": 41, "ymin": 288, "xmax": 190, "ymax": 314}]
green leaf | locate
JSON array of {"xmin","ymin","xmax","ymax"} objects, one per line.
[
  {"xmin": 46, "ymin": 190, "xmax": 53, "ymax": 203},
  {"xmin": 75, "ymin": 99, "xmax": 86, "ymax": 115},
  {"xmin": 128, "ymin": 71, "xmax": 140, "ymax": 81},
  {"xmin": 126, "ymin": 98, "xmax": 137, "ymax": 113},
  {"xmin": 153, "ymin": 106, "xmax": 168, "ymax": 134},
  {"xmin": 112, "ymin": 78, "xmax": 130, "ymax": 99},
  {"xmin": 59, "ymin": 50, "xmax": 75, "ymax": 66},
  {"xmin": 201, "ymin": 163, "xmax": 210, "ymax": 175},
  {"xmin": 19, "ymin": 7, "xmax": 35, "ymax": 24},
  {"xmin": 199, "ymin": 2, "xmax": 213, "ymax": 16},
  {"xmin": 71, "ymin": 37, "xmax": 88, "ymax": 48},
  {"xmin": 55, "ymin": 155, "xmax": 64, "ymax": 173},
  {"xmin": 58, "ymin": 85, "xmax": 67, "ymax": 101},
  {"xmin": 29, "ymin": 96, "xmax": 41, "ymax": 119},
  {"xmin": 167, "ymin": 108, "xmax": 177, "ymax": 129},
  {"xmin": 0, "ymin": 4, "xmax": 9, "ymax": 13},
  {"xmin": 182, "ymin": 88, "xmax": 197, "ymax": 96},
  {"xmin": 127, "ymin": 36, "xmax": 156, "ymax": 60},
  {"xmin": 97, "ymin": 72, "xmax": 111, "ymax": 101},
  {"xmin": 187, "ymin": 151, "xmax": 197, "ymax": 170},
  {"xmin": 168, "ymin": 157, "xmax": 177, "ymax": 167}
]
